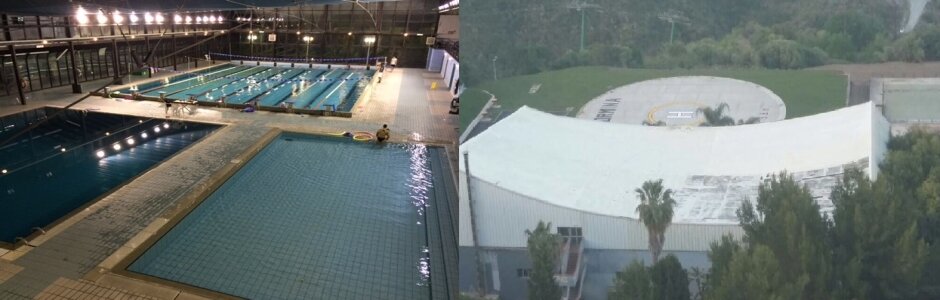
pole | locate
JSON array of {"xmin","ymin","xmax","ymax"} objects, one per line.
[
  {"xmin": 64, "ymin": 16, "xmax": 83, "ymax": 93},
  {"xmin": 67, "ymin": 41, "xmax": 82, "ymax": 93},
  {"xmin": 491, "ymin": 56, "xmax": 497, "ymax": 81},
  {"xmin": 580, "ymin": 9, "xmax": 586, "ymax": 52},
  {"xmin": 8, "ymin": 45, "xmax": 26, "ymax": 105},
  {"xmin": 365, "ymin": 42, "xmax": 371, "ymax": 70},
  {"xmin": 111, "ymin": 39, "xmax": 123, "ymax": 84},
  {"xmin": 305, "ymin": 41, "xmax": 310, "ymax": 62},
  {"xmin": 669, "ymin": 21, "xmax": 675, "ymax": 43}
]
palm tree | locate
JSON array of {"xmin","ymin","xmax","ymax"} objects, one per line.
[
  {"xmin": 697, "ymin": 103, "xmax": 735, "ymax": 126},
  {"xmin": 635, "ymin": 179, "xmax": 677, "ymax": 263}
]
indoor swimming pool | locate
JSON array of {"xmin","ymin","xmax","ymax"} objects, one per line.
[
  {"xmin": 125, "ymin": 133, "xmax": 456, "ymax": 299},
  {"xmin": 0, "ymin": 107, "xmax": 219, "ymax": 246},
  {"xmin": 116, "ymin": 64, "xmax": 374, "ymax": 113}
]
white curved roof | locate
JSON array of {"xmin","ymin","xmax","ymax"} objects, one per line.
[{"xmin": 460, "ymin": 103, "xmax": 884, "ymax": 224}]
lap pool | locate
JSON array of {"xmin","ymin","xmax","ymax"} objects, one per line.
[
  {"xmin": 115, "ymin": 64, "xmax": 374, "ymax": 114},
  {"xmin": 0, "ymin": 108, "xmax": 219, "ymax": 246},
  {"xmin": 124, "ymin": 133, "xmax": 457, "ymax": 299}
]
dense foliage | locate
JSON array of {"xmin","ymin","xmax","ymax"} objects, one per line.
[
  {"xmin": 525, "ymin": 221, "xmax": 562, "ymax": 300},
  {"xmin": 462, "ymin": 0, "xmax": 932, "ymax": 85},
  {"xmin": 701, "ymin": 129, "xmax": 940, "ymax": 299},
  {"xmin": 609, "ymin": 255, "xmax": 690, "ymax": 300}
]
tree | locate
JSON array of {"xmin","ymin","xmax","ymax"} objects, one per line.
[
  {"xmin": 650, "ymin": 254, "xmax": 691, "ymax": 300},
  {"xmin": 917, "ymin": 25, "xmax": 940, "ymax": 61},
  {"xmin": 823, "ymin": 11, "xmax": 884, "ymax": 51},
  {"xmin": 735, "ymin": 172, "xmax": 833, "ymax": 299},
  {"xmin": 609, "ymin": 260, "xmax": 653, "ymax": 300},
  {"xmin": 708, "ymin": 245, "xmax": 790, "ymax": 300},
  {"xmin": 635, "ymin": 179, "xmax": 676, "ymax": 262},
  {"xmin": 703, "ymin": 130, "xmax": 940, "ymax": 299},
  {"xmin": 609, "ymin": 256, "xmax": 690, "ymax": 300},
  {"xmin": 525, "ymin": 221, "xmax": 561, "ymax": 300},
  {"xmin": 643, "ymin": 120, "xmax": 666, "ymax": 126},
  {"xmin": 704, "ymin": 235, "xmax": 741, "ymax": 293},
  {"xmin": 829, "ymin": 168, "xmax": 928, "ymax": 299},
  {"xmin": 758, "ymin": 39, "xmax": 805, "ymax": 69},
  {"xmin": 886, "ymin": 33, "xmax": 925, "ymax": 62},
  {"xmin": 698, "ymin": 103, "xmax": 735, "ymax": 127}
]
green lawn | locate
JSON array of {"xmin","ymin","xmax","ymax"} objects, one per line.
[{"xmin": 461, "ymin": 66, "xmax": 847, "ymax": 134}]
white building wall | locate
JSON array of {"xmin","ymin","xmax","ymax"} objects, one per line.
[
  {"xmin": 461, "ymin": 176, "xmax": 744, "ymax": 251},
  {"xmin": 870, "ymin": 102, "xmax": 891, "ymax": 178},
  {"xmin": 436, "ymin": 15, "xmax": 459, "ymax": 40},
  {"xmin": 459, "ymin": 171, "xmax": 475, "ymax": 246}
]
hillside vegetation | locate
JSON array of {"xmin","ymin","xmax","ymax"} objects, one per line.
[{"xmin": 464, "ymin": 0, "xmax": 940, "ymax": 85}]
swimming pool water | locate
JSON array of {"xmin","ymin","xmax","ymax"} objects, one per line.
[
  {"xmin": 0, "ymin": 114, "xmax": 218, "ymax": 244},
  {"xmin": 122, "ymin": 64, "xmax": 373, "ymax": 112},
  {"xmin": 128, "ymin": 133, "xmax": 454, "ymax": 299}
]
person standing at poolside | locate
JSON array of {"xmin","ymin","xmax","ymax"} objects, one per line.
[
  {"xmin": 376, "ymin": 124, "xmax": 390, "ymax": 142},
  {"xmin": 390, "ymin": 56, "xmax": 398, "ymax": 71},
  {"xmin": 163, "ymin": 96, "xmax": 172, "ymax": 117}
]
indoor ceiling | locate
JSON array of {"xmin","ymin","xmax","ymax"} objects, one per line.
[{"xmin": 0, "ymin": 0, "xmax": 399, "ymax": 15}]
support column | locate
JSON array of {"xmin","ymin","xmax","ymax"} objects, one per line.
[
  {"xmin": 65, "ymin": 16, "xmax": 83, "ymax": 92},
  {"xmin": 68, "ymin": 41, "xmax": 82, "ymax": 93},
  {"xmin": 8, "ymin": 45, "xmax": 26, "ymax": 105},
  {"xmin": 172, "ymin": 23, "xmax": 178, "ymax": 70},
  {"xmin": 145, "ymin": 36, "xmax": 153, "ymax": 78},
  {"xmin": 111, "ymin": 39, "xmax": 123, "ymax": 84}
]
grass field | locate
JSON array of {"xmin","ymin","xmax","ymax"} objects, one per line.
[{"xmin": 461, "ymin": 66, "xmax": 848, "ymax": 134}]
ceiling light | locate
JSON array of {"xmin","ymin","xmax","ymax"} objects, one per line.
[
  {"xmin": 96, "ymin": 10, "xmax": 108, "ymax": 25},
  {"xmin": 112, "ymin": 10, "xmax": 123, "ymax": 25},
  {"xmin": 75, "ymin": 7, "xmax": 90, "ymax": 25}
]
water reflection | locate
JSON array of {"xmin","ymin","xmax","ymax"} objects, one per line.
[{"xmin": 407, "ymin": 143, "xmax": 434, "ymax": 287}]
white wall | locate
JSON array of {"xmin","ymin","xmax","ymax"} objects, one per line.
[
  {"xmin": 871, "ymin": 101, "xmax": 891, "ymax": 178},
  {"xmin": 437, "ymin": 15, "xmax": 459, "ymax": 40},
  {"xmin": 460, "ymin": 175, "xmax": 744, "ymax": 251}
]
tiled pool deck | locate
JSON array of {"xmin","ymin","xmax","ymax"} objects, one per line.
[{"xmin": 0, "ymin": 67, "xmax": 458, "ymax": 299}]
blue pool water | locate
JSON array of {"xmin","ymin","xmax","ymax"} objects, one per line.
[
  {"xmin": 120, "ymin": 64, "xmax": 374, "ymax": 112},
  {"xmin": 128, "ymin": 133, "xmax": 454, "ymax": 299},
  {"xmin": 0, "ymin": 108, "xmax": 218, "ymax": 244}
]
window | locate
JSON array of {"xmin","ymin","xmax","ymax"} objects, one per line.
[
  {"xmin": 517, "ymin": 268, "xmax": 531, "ymax": 278},
  {"xmin": 557, "ymin": 227, "xmax": 582, "ymax": 237}
]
